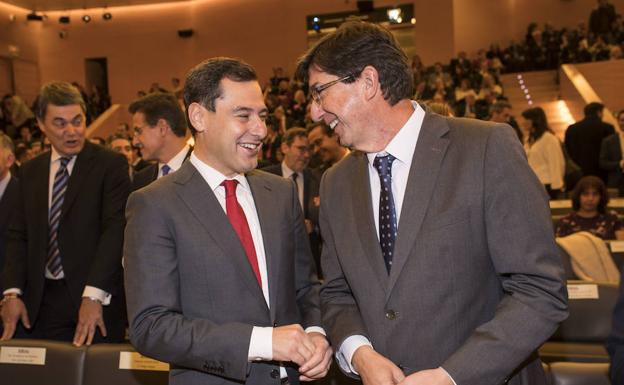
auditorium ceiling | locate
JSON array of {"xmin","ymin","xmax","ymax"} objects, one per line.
[{"xmin": 2, "ymin": 0, "xmax": 190, "ymax": 11}]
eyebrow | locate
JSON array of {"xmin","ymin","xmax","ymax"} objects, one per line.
[
  {"xmin": 52, "ymin": 114, "xmax": 83, "ymax": 121},
  {"xmin": 233, "ymin": 106, "xmax": 269, "ymax": 115}
]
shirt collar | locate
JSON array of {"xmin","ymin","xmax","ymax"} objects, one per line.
[
  {"xmin": 366, "ymin": 101, "xmax": 424, "ymax": 166},
  {"xmin": 159, "ymin": 144, "xmax": 190, "ymax": 172},
  {"xmin": 281, "ymin": 161, "xmax": 302, "ymax": 179},
  {"xmin": 189, "ymin": 152, "xmax": 250, "ymax": 193},
  {"xmin": 50, "ymin": 146, "xmax": 76, "ymax": 163}
]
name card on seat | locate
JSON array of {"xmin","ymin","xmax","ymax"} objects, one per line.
[
  {"xmin": 550, "ymin": 200, "xmax": 572, "ymax": 209},
  {"xmin": 567, "ymin": 283, "xmax": 599, "ymax": 299},
  {"xmin": 0, "ymin": 346, "xmax": 46, "ymax": 365},
  {"xmin": 119, "ymin": 351, "xmax": 169, "ymax": 371},
  {"xmin": 609, "ymin": 241, "xmax": 624, "ymax": 253}
]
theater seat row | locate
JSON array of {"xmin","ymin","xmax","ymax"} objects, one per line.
[{"xmin": 0, "ymin": 339, "xmax": 168, "ymax": 385}]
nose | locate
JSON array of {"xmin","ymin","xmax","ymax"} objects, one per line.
[
  {"xmin": 310, "ymin": 101, "xmax": 325, "ymax": 122},
  {"xmin": 252, "ymin": 115, "xmax": 268, "ymax": 140}
]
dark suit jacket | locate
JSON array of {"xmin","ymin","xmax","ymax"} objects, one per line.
[
  {"xmin": 0, "ymin": 175, "xmax": 18, "ymax": 290},
  {"xmin": 319, "ymin": 112, "xmax": 568, "ymax": 385},
  {"xmin": 2, "ymin": 141, "xmax": 130, "ymax": 329},
  {"xmin": 131, "ymin": 146, "xmax": 193, "ymax": 192},
  {"xmin": 124, "ymin": 162, "xmax": 321, "ymax": 385},
  {"xmin": 260, "ymin": 163, "xmax": 320, "ymax": 222},
  {"xmin": 565, "ymin": 117, "xmax": 615, "ymax": 180},
  {"xmin": 608, "ymin": 269, "xmax": 624, "ymax": 385},
  {"xmin": 599, "ymin": 134, "xmax": 624, "ymax": 194}
]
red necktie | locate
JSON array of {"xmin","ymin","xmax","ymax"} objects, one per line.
[{"xmin": 221, "ymin": 179, "xmax": 262, "ymax": 286}]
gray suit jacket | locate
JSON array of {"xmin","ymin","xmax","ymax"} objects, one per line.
[
  {"xmin": 319, "ymin": 112, "xmax": 568, "ymax": 385},
  {"xmin": 124, "ymin": 162, "xmax": 321, "ymax": 385}
]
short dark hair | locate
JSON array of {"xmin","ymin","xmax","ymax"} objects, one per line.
[
  {"xmin": 295, "ymin": 21, "xmax": 413, "ymax": 106},
  {"xmin": 128, "ymin": 92, "xmax": 187, "ymax": 137},
  {"xmin": 283, "ymin": 127, "xmax": 308, "ymax": 146},
  {"xmin": 571, "ymin": 175, "xmax": 608, "ymax": 213},
  {"xmin": 521, "ymin": 107, "xmax": 551, "ymax": 143},
  {"xmin": 106, "ymin": 133, "xmax": 131, "ymax": 146},
  {"xmin": 490, "ymin": 101, "xmax": 512, "ymax": 114},
  {"xmin": 183, "ymin": 57, "xmax": 258, "ymax": 135},
  {"xmin": 584, "ymin": 102, "xmax": 604, "ymax": 118},
  {"xmin": 35, "ymin": 81, "xmax": 86, "ymax": 121}
]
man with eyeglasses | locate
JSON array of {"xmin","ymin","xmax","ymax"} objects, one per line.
[
  {"xmin": 1, "ymin": 81, "xmax": 130, "ymax": 346},
  {"xmin": 262, "ymin": 127, "xmax": 322, "ymax": 274},
  {"xmin": 296, "ymin": 21, "xmax": 568, "ymax": 385},
  {"xmin": 129, "ymin": 92, "xmax": 191, "ymax": 191}
]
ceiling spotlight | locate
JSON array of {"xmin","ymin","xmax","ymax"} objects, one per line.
[
  {"xmin": 59, "ymin": 16, "xmax": 70, "ymax": 24},
  {"xmin": 102, "ymin": 12, "xmax": 112, "ymax": 21},
  {"xmin": 26, "ymin": 11, "xmax": 44, "ymax": 21},
  {"xmin": 82, "ymin": 15, "xmax": 91, "ymax": 23}
]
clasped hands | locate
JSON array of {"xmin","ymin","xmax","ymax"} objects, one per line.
[
  {"xmin": 352, "ymin": 346, "xmax": 453, "ymax": 385},
  {"xmin": 272, "ymin": 324, "xmax": 332, "ymax": 381}
]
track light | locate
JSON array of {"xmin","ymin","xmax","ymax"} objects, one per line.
[
  {"xmin": 59, "ymin": 16, "xmax": 70, "ymax": 24},
  {"xmin": 82, "ymin": 15, "xmax": 91, "ymax": 23},
  {"xmin": 26, "ymin": 11, "xmax": 44, "ymax": 21},
  {"xmin": 102, "ymin": 12, "xmax": 112, "ymax": 21}
]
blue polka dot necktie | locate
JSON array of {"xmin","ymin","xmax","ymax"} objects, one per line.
[
  {"xmin": 161, "ymin": 164, "xmax": 171, "ymax": 176},
  {"xmin": 373, "ymin": 153, "xmax": 397, "ymax": 273}
]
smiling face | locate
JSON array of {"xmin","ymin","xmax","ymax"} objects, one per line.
[
  {"xmin": 37, "ymin": 104, "xmax": 86, "ymax": 157},
  {"xmin": 189, "ymin": 78, "xmax": 268, "ymax": 177},
  {"xmin": 308, "ymin": 67, "xmax": 369, "ymax": 151}
]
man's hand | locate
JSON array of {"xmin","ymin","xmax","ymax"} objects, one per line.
[
  {"xmin": 397, "ymin": 368, "xmax": 454, "ymax": 385},
  {"xmin": 304, "ymin": 219, "xmax": 314, "ymax": 235},
  {"xmin": 272, "ymin": 324, "xmax": 316, "ymax": 366},
  {"xmin": 299, "ymin": 332, "xmax": 332, "ymax": 381},
  {"xmin": 1, "ymin": 296, "xmax": 30, "ymax": 340},
  {"xmin": 73, "ymin": 297, "xmax": 107, "ymax": 347},
  {"xmin": 352, "ymin": 346, "xmax": 405, "ymax": 385}
]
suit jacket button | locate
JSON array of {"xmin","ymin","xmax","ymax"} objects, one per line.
[
  {"xmin": 385, "ymin": 310, "xmax": 397, "ymax": 320},
  {"xmin": 270, "ymin": 369, "xmax": 280, "ymax": 379}
]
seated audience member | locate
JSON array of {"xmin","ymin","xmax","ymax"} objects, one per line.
[
  {"xmin": 520, "ymin": 107, "xmax": 565, "ymax": 199},
  {"xmin": 555, "ymin": 175, "xmax": 624, "ymax": 240},
  {"xmin": 128, "ymin": 92, "xmax": 190, "ymax": 191},
  {"xmin": 0, "ymin": 133, "xmax": 18, "ymax": 292},
  {"xmin": 454, "ymin": 91, "xmax": 487, "ymax": 119},
  {"xmin": 107, "ymin": 134, "xmax": 134, "ymax": 178},
  {"xmin": 307, "ymin": 123, "xmax": 348, "ymax": 172},
  {"xmin": 600, "ymin": 109, "xmax": 624, "ymax": 195},
  {"xmin": 423, "ymin": 100, "xmax": 454, "ymax": 117},
  {"xmin": 1, "ymin": 95, "xmax": 35, "ymax": 138},
  {"xmin": 1, "ymin": 81, "xmax": 129, "ymax": 345},
  {"xmin": 489, "ymin": 100, "xmax": 522, "ymax": 141}
]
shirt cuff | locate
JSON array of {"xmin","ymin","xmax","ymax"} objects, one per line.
[
  {"xmin": 337, "ymin": 335, "xmax": 373, "ymax": 375},
  {"xmin": 82, "ymin": 286, "xmax": 111, "ymax": 306},
  {"xmin": 440, "ymin": 367, "xmax": 457, "ymax": 385},
  {"xmin": 248, "ymin": 326, "xmax": 273, "ymax": 362},
  {"xmin": 3, "ymin": 288, "xmax": 22, "ymax": 296},
  {"xmin": 305, "ymin": 326, "xmax": 326, "ymax": 336}
]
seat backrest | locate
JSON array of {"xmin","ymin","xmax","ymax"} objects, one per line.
[
  {"xmin": 0, "ymin": 339, "xmax": 86, "ymax": 385},
  {"xmin": 549, "ymin": 362, "xmax": 610, "ymax": 385},
  {"xmin": 552, "ymin": 281, "xmax": 619, "ymax": 342},
  {"xmin": 83, "ymin": 343, "xmax": 169, "ymax": 385}
]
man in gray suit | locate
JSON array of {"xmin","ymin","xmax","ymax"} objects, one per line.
[
  {"xmin": 295, "ymin": 21, "xmax": 568, "ymax": 385},
  {"xmin": 124, "ymin": 57, "xmax": 331, "ymax": 385}
]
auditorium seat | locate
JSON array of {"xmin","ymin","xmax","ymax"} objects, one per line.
[
  {"xmin": 540, "ymin": 281, "xmax": 618, "ymax": 363},
  {"xmin": 83, "ymin": 343, "xmax": 169, "ymax": 385},
  {"xmin": 0, "ymin": 339, "xmax": 86, "ymax": 385},
  {"xmin": 548, "ymin": 362, "xmax": 610, "ymax": 385}
]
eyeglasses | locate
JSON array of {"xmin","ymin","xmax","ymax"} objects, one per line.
[{"xmin": 310, "ymin": 75, "xmax": 353, "ymax": 104}]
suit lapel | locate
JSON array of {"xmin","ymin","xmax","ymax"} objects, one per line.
[
  {"xmin": 247, "ymin": 171, "xmax": 280, "ymax": 322},
  {"xmin": 62, "ymin": 142, "xmax": 96, "ymax": 219},
  {"xmin": 34, "ymin": 154, "xmax": 51, "ymax": 261},
  {"xmin": 303, "ymin": 170, "xmax": 311, "ymax": 219},
  {"xmin": 386, "ymin": 113, "xmax": 450, "ymax": 299},
  {"xmin": 173, "ymin": 163, "xmax": 268, "ymax": 314},
  {"xmin": 351, "ymin": 153, "xmax": 389, "ymax": 293}
]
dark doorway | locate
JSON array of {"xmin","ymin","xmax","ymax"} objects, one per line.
[{"xmin": 85, "ymin": 57, "xmax": 111, "ymax": 122}]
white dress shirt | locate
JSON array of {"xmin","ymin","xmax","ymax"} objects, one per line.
[
  {"xmin": 281, "ymin": 162, "xmax": 304, "ymax": 211},
  {"xmin": 190, "ymin": 153, "xmax": 323, "ymax": 367},
  {"xmin": 4, "ymin": 147, "xmax": 111, "ymax": 305},
  {"xmin": 337, "ymin": 102, "xmax": 456, "ymax": 384},
  {"xmin": 0, "ymin": 170, "xmax": 11, "ymax": 201},
  {"xmin": 525, "ymin": 132, "xmax": 565, "ymax": 190},
  {"xmin": 157, "ymin": 144, "xmax": 190, "ymax": 178}
]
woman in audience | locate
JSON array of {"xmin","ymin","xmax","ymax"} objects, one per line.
[
  {"xmin": 555, "ymin": 176, "xmax": 624, "ymax": 239},
  {"xmin": 520, "ymin": 106, "xmax": 565, "ymax": 199}
]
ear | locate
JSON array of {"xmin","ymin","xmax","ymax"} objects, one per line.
[
  {"xmin": 360, "ymin": 65, "xmax": 380, "ymax": 102},
  {"xmin": 280, "ymin": 141, "xmax": 289, "ymax": 155},
  {"xmin": 187, "ymin": 102, "xmax": 207, "ymax": 134},
  {"xmin": 157, "ymin": 118, "xmax": 170, "ymax": 136},
  {"xmin": 6, "ymin": 152, "xmax": 15, "ymax": 168},
  {"xmin": 36, "ymin": 118, "xmax": 47, "ymax": 135}
]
